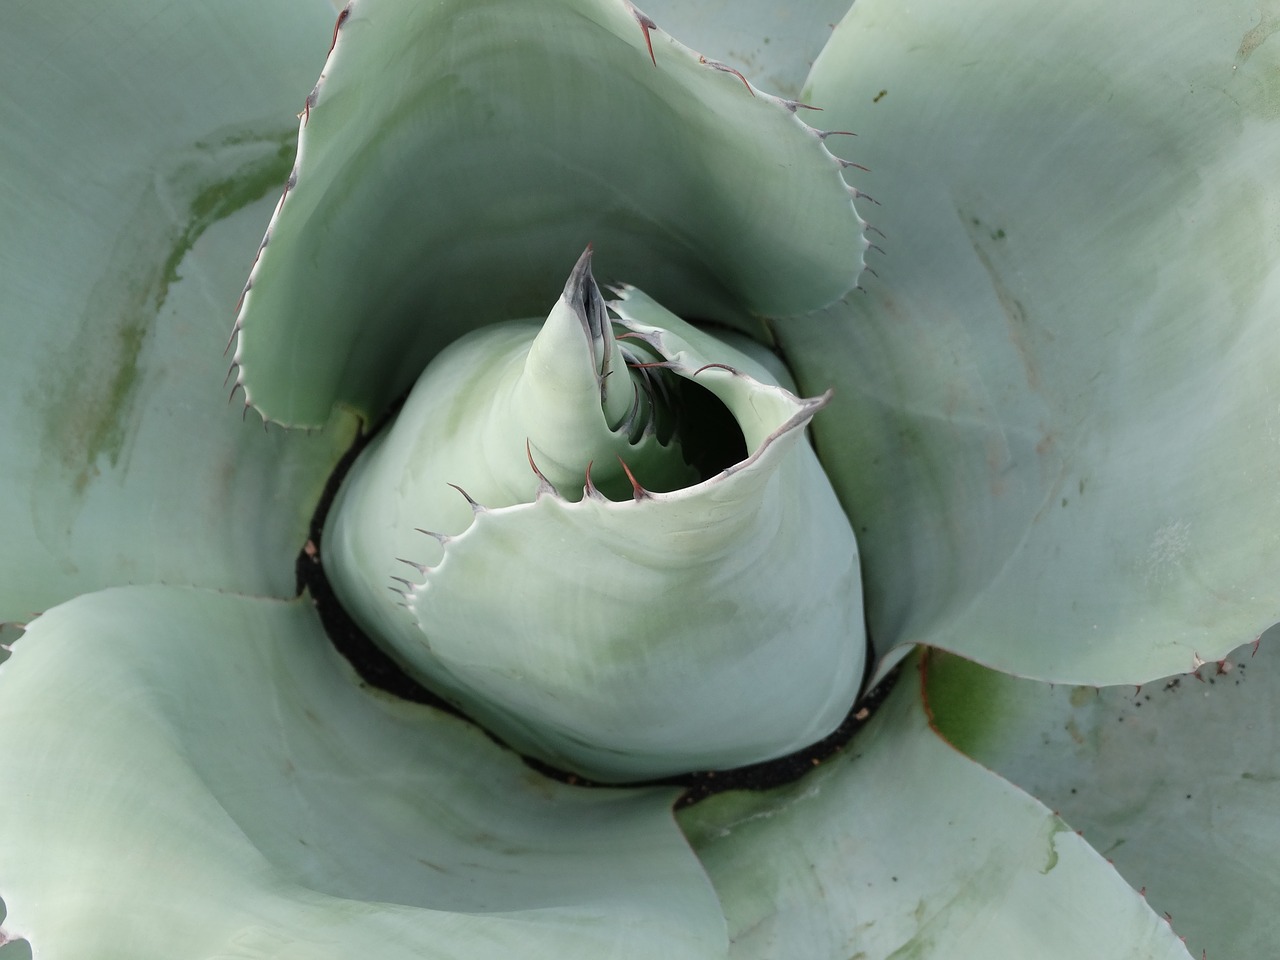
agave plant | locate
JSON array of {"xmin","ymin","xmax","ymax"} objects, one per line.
[{"xmin": 2, "ymin": 0, "xmax": 1278, "ymax": 957}]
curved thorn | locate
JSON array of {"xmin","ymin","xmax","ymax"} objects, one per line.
[
  {"xmin": 867, "ymin": 243, "xmax": 887, "ymax": 257},
  {"xmin": 692, "ymin": 362, "xmax": 739, "ymax": 377},
  {"xmin": 388, "ymin": 585, "xmax": 407, "ymax": 598},
  {"xmin": 525, "ymin": 439, "xmax": 556, "ymax": 497},
  {"xmin": 583, "ymin": 460, "xmax": 603, "ymax": 499},
  {"xmin": 616, "ymin": 456, "xmax": 649, "ymax": 501},
  {"xmin": 328, "ymin": 4, "xmax": 351, "ymax": 55},
  {"xmin": 836, "ymin": 158, "xmax": 871, "ymax": 172},
  {"xmin": 850, "ymin": 188, "xmax": 880, "ymax": 205},
  {"xmin": 615, "ymin": 329, "xmax": 662, "ymax": 349},
  {"xmin": 866, "ymin": 223, "xmax": 888, "ymax": 239},
  {"xmin": 414, "ymin": 528, "xmax": 452, "ymax": 544},
  {"xmin": 396, "ymin": 558, "xmax": 429, "ymax": 574},
  {"xmin": 627, "ymin": 359, "xmax": 676, "ymax": 370},
  {"xmin": 390, "ymin": 576, "xmax": 415, "ymax": 590},
  {"xmin": 817, "ymin": 129, "xmax": 857, "ymax": 139},
  {"xmin": 699, "ymin": 56, "xmax": 754, "ymax": 96},
  {"xmin": 224, "ymin": 318, "xmax": 243, "ymax": 356},
  {"xmin": 777, "ymin": 98, "xmax": 821, "ymax": 113},
  {"xmin": 448, "ymin": 483, "xmax": 485, "ymax": 513}
]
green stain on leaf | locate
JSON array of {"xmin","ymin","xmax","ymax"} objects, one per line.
[
  {"xmin": 164, "ymin": 136, "xmax": 296, "ymax": 296},
  {"xmin": 1041, "ymin": 818, "xmax": 1074, "ymax": 874},
  {"xmin": 36, "ymin": 128, "xmax": 295, "ymax": 495},
  {"xmin": 885, "ymin": 932, "xmax": 934, "ymax": 960}
]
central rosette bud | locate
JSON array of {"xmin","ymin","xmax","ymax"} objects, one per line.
[{"xmin": 323, "ymin": 249, "xmax": 865, "ymax": 781}]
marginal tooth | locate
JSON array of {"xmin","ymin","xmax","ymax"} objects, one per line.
[
  {"xmin": 692, "ymin": 362, "xmax": 741, "ymax": 377},
  {"xmin": 447, "ymin": 483, "xmax": 486, "ymax": 513},
  {"xmin": 525, "ymin": 439, "xmax": 558, "ymax": 499},
  {"xmin": 224, "ymin": 305, "xmax": 245, "ymax": 354},
  {"xmin": 414, "ymin": 528, "xmax": 452, "ymax": 545},
  {"xmin": 698, "ymin": 56, "xmax": 754, "ymax": 96},
  {"xmin": 624, "ymin": 2, "xmax": 658, "ymax": 66},
  {"xmin": 770, "ymin": 96, "xmax": 821, "ymax": 113},
  {"xmin": 616, "ymin": 456, "xmax": 650, "ymax": 501},
  {"xmin": 614, "ymin": 329, "xmax": 662, "ymax": 349},
  {"xmin": 396, "ymin": 558, "xmax": 429, "ymax": 574},
  {"xmin": 583, "ymin": 460, "xmax": 606, "ymax": 500}
]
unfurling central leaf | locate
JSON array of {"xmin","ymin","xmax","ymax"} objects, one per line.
[{"xmin": 323, "ymin": 251, "xmax": 866, "ymax": 781}]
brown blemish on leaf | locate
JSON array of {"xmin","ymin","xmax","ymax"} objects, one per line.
[
  {"xmin": 963, "ymin": 215, "xmax": 1041, "ymax": 392},
  {"xmin": 1237, "ymin": 12, "xmax": 1279, "ymax": 64}
]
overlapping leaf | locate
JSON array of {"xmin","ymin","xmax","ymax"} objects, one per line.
[{"xmin": 789, "ymin": 0, "xmax": 1280, "ymax": 684}]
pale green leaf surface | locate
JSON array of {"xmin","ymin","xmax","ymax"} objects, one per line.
[
  {"xmin": 230, "ymin": 0, "xmax": 866, "ymax": 426},
  {"xmin": 0, "ymin": 586, "xmax": 727, "ymax": 959},
  {"xmin": 0, "ymin": 0, "xmax": 357, "ymax": 622},
  {"xmin": 787, "ymin": 0, "xmax": 1280, "ymax": 684},
  {"xmin": 628, "ymin": 0, "xmax": 852, "ymax": 99},
  {"xmin": 926, "ymin": 636, "xmax": 1280, "ymax": 960},
  {"xmin": 323, "ymin": 287, "xmax": 864, "ymax": 780},
  {"xmin": 678, "ymin": 656, "xmax": 1193, "ymax": 960}
]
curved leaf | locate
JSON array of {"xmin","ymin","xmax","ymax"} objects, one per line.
[
  {"xmin": 0, "ymin": 586, "xmax": 727, "ymax": 959},
  {"xmin": 0, "ymin": 0, "xmax": 357, "ymax": 622},
  {"xmin": 678, "ymin": 656, "xmax": 1193, "ymax": 960},
  {"xmin": 323, "ymin": 278, "xmax": 864, "ymax": 781},
  {"xmin": 926, "ymin": 636, "xmax": 1280, "ymax": 960},
  {"xmin": 230, "ymin": 0, "xmax": 866, "ymax": 426},
  {"xmin": 788, "ymin": 0, "xmax": 1280, "ymax": 684}
]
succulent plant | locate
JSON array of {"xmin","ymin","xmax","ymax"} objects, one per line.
[{"xmin": 2, "ymin": 0, "xmax": 1278, "ymax": 958}]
